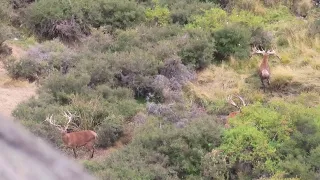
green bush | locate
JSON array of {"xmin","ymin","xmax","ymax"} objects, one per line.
[
  {"xmin": 277, "ymin": 36, "xmax": 290, "ymax": 47},
  {"xmin": 219, "ymin": 125, "xmax": 277, "ymax": 177},
  {"xmin": 96, "ymin": 116, "xmax": 124, "ymax": 148},
  {"xmin": 25, "ymin": 0, "xmax": 145, "ymax": 41},
  {"xmin": 169, "ymin": 1, "xmax": 216, "ymax": 25},
  {"xmin": 25, "ymin": 0, "xmax": 89, "ymax": 42},
  {"xmin": 201, "ymin": 150, "xmax": 229, "ymax": 180},
  {"xmin": 87, "ymin": 0, "xmax": 145, "ymax": 29},
  {"xmin": 229, "ymin": 9, "xmax": 264, "ymax": 28},
  {"xmin": 186, "ymin": 7, "xmax": 227, "ymax": 32},
  {"xmin": 221, "ymin": 100, "xmax": 320, "ymax": 179},
  {"xmin": 251, "ymin": 27, "xmax": 273, "ymax": 49},
  {"xmin": 89, "ymin": 117, "xmax": 223, "ymax": 179},
  {"xmin": 5, "ymin": 40, "xmax": 78, "ymax": 82},
  {"xmin": 145, "ymin": 2, "xmax": 171, "ymax": 26},
  {"xmin": 214, "ymin": 24, "xmax": 251, "ymax": 60},
  {"xmin": 178, "ymin": 29, "xmax": 215, "ymax": 69}
]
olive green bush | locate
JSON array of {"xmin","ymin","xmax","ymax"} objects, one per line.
[
  {"xmin": 9, "ymin": 1, "xmax": 320, "ymax": 180},
  {"xmin": 221, "ymin": 100, "xmax": 320, "ymax": 179},
  {"xmin": 178, "ymin": 29, "xmax": 215, "ymax": 69},
  {"xmin": 5, "ymin": 40, "xmax": 78, "ymax": 82},
  {"xmin": 214, "ymin": 24, "xmax": 252, "ymax": 60},
  {"xmin": 24, "ymin": 0, "xmax": 145, "ymax": 41},
  {"xmin": 89, "ymin": 117, "xmax": 224, "ymax": 179}
]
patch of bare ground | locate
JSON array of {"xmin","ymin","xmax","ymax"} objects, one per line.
[{"xmin": 0, "ymin": 43, "xmax": 37, "ymax": 119}]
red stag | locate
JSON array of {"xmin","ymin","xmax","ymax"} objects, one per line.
[
  {"xmin": 44, "ymin": 111, "xmax": 97, "ymax": 158},
  {"xmin": 251, "ymin": 46, "xmax": 280, "ymax": 93},
  {"xmin": 225, "ymin": 95, "xmax": 246, "ymax": 128}
]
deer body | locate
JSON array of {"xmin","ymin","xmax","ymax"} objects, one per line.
[
  {"xmin": 62, "ymin": 130, "xmax": 97, "ymax": 147},
  {"xmin": 45, "ymin": 112, "xmax": 98, "ymax": 159},
  {"xmin": 259, "ymin": 54, "xmax": 271, "ymax": 92},
  {"xmin": 252, "ymin": 46, "xmax": 280, "ymax": 93}
]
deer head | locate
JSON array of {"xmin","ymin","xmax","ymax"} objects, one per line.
[{"xmin": 44, "ymin": 111, "xmax": 79, "ymax": 133}]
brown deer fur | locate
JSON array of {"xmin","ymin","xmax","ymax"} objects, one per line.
[
  {"xmin": 45, "ymin": 112, "xmax": 98, "ymax": 159},
  {"xmin": 251, "ymin": 46, "xmax": 280, "ymax": 93},
  {"xmin": 259, "ymin": 53, "xmax": 271, "ymax": 92},
  {"xmin": 62, "ymin": 130, "xmax": 97, "ymax": 158}
]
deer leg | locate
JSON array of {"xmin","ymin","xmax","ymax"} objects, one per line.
[
  {"xmin": 73, "ymin": 148, "xmax": 77, "ymax": 158},
  {"xmin": 267, "ymin": 79, "xmax": 273, "ymax": 94},
  {"xmin": 261, "ymin": 79, "xmax": 266, "ymax": 92},
  {"xmin": 90, "ymin": 146, "xmax": 95, "ymax": 159},
  {"xmin": 85, "ymin": 142, "xmax": 95, "ymax": 159}
]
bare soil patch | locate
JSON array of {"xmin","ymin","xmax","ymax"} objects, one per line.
[{"xmin": 0, "ymin": 43, "xmax": 36, "ymax": 118}]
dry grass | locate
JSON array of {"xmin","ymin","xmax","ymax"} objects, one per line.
[{"xmin": 186, "ymin": 65, "xmax": 247, "ymax": 103}]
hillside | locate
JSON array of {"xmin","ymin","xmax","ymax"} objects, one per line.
[{"xmin": 1, "ymin": 0, "xmax": 320, "ymax": 179}]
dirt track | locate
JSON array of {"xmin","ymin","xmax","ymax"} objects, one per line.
[{"xmin": 0, "ymin": 44, "xmax": 37, "ymax": 118}]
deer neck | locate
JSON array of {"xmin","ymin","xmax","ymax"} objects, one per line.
[{"xmin": 261, "ymin": 54, "xmax": 269, "ymax": 67}]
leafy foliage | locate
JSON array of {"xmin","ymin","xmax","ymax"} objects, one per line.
[
  {"xmin": 178, "ymin": 29, "xmax": 215, "ymax": 69},
  {"xmin": 214, "ymin": 24, "xmax": 252, "ymax": 60},
  {"xmin": 7, "ymin": 1, "xmax": 320, "ymax": 180},
  {"xmin": 89, "ymin": 117, "xmax": 224, "ymax": 179}
]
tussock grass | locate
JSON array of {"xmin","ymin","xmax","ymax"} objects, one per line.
[
  {"xmin": 186, "ymin": 65, "xmax": 246, "ymax": 103},
  {"xmin": 271, "ymin": 65, "xmax": 320, "ymax": 93}
]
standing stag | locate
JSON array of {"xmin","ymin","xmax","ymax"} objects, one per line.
[
  {"xmin": 251, "ymin": 46, "xmax": 280, "ymax": 93},
  {"xmin": 45, "ymin": 111, "xmax": 97, "ymax": 159},
  {"xmin": 225, "ymin": 95, "xmax": 246, "ymax": 128}
]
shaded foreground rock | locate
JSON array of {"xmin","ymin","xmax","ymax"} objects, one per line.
[{"xmin": 0, "ymin": 115, "xmax": 95, "ymax": 180}]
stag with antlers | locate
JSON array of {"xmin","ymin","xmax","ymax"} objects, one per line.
[
  {"xmin": 45, "ymin": 111, "xmax": 97, "ymax": 159},
  {"xmin": 224, "ymin": 95, "xmax": 247, "ymax": 128},
  {"xmin": 251, "ymin": 46, "xmax": 280, "ymax": 93}
]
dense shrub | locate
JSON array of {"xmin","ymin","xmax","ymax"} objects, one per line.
[
  {"xmin": 96, "ymin": 116, "xmax": 124, "ymax": 148},
  {"xmin": 4, "ymin": 40, "xmax": 78, "ymax": 82},
  {"xmin": 169, "ymin": 1, "xmax": 216, "ymax": 25},
  {"xmin": 25, "ymin": 0, "xmax": 89, "ymax": 42},
  {"xmin": 11, "ymin": 0, "xmax": 35, "ymax": 9},
  {"xmin": 25, "ymin": 0, "xmax": 145, "ymax": 41},
  {"xmin": 186, "ymin": 7, "xmax": 227, "ymax": 32},
  {"xmin": 145, "ymin": 2, "xmax": 171, "ymax": 26},
  {"xmin": 229, "ymin": 9, "xmax": 264, "ymax": 28},
  {"xmin": 219, "ymin": 125, "xmax": 277, "ymax": 177},
  {"xmin": 276, "ymin": 36, "xmax": 290, "ymax": 47},
  {"xmin": 178, "ymin": 30, "xmax": 215, "ymax": 69},
  {"xmin": 214, "ymin": 24, "xmax": 251, "ymax": 60},
  {"xmin": 221, "ymin": 100, "xmax": 320, "ymax": 179},
  {"xmin": 87, "ymin": 0, "xmax": 145, "ymax": 29},
  {"xmin": 90, "ymin": 117, "xmax": 223, "ymax": 179},
  {"xmin": 250, "ymin": 28, "xmax": 273, "ymax": 49}
]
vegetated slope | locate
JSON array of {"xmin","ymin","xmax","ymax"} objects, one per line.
[
  {"xmin": 3, "ymin": 0, "xmax": 320, "ymax": 180},
  {"xmin": 0, "ymin": 42, "xmax": 36, "ymax": 118}
]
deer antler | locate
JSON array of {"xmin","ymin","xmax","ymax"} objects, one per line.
[
  {"xmin": 63, "ymin": 111, "xmax": 80, "ymax": 130},
  {"xmin": 44, "ymin": 115, "xmax": 63, "ymax": 130},
  {"xmin": 227, "ymin": 95, "xmax": 246, "ymax": 110},
  {"xmin": 227, "ymin": 95, "xmax": 240, "ymax": 109},
  {"xmin": 235, "ymin": 95, "xmax": 246, "ymax": 107},
  {"xmin": 266, "ymin": 49, "xmax": 281, "ymax": 59},
  {"xmin": 251, "ymin": 45, "xmax": 266, "ymax": 55}
]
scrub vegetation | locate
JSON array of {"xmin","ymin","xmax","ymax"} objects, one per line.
[{"xmin": 1, "ymin": 0, "xmax": 320, "ymax": 179}]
